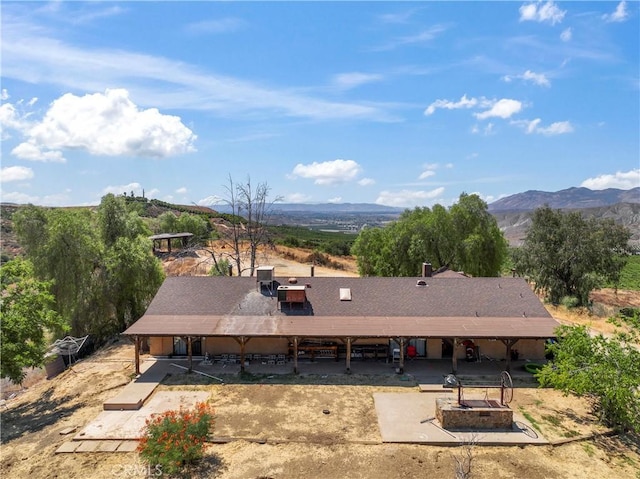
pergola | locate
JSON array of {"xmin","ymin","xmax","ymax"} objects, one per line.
[
  {"xmin": 124, "ymin": 314, "xmax": 559, "ymax": 376},
  {"xmin": 149, "ymin": 232, "xmax": 194, "ymax": 253}
]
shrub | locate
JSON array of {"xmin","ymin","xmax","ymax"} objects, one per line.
[{"xmin": 138, "ymin": 401, "xmax": 214, "ymax": 477}]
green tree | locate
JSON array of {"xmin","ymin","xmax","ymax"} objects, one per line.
[
  {"xmin": 103, "ymin": 236, "xmax": 165, "ymax": 336},
  {"xmin": 0, "ymin": 258, "xmax": 67, "ymax": 383},
  {"xmin": 351, "ymin": 193, "xmax": 507, "ymax": 277},
  {"xmin": 538, "ymin": 324, "xmax": 640, "ymax": 432},
  {"xmin": 14, "ymin": 199, "xmax": 164, "ymax": 342},
  {"xmin": 158, "ymin": 211, "xmax": 210, "ymax": 244},
  {"xmin": 513, "ymin": 206, "xmax": 630, "ymax": 306},
  {"xmin": 15, "ymin": 207, "xmax": 102, "ymax": 335}
]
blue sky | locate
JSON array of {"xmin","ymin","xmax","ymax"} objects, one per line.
[{"xmin": 1, "ymin": 1, "xmax": 638, "ymax": 208}]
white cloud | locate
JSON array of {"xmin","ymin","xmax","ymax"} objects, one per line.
[
  {"xmin": 9, "ymin": 89, "xmax": 197, "ymax": 161},
  {"xmin": 0, "ymin": 166, "xmax": 34, "ymax": 183},
  {"xmin": 580, "ymin": 169, "xmax": 640, "ymax": 190},
  {"xmin": 197, "ymin": 194, "xmax": 224, "ymax": 206},
  {"xmin": 291, "ymin": 159, "xmax": 363, "ymax": 185},
  {"xmin": 425, "ymin": 94, "xmax": 477, "ymax": 116},
  {"xmin": 374, "ymin": 25, "xmax": 447, "ymax": 51},
  {"xmin": 284, "ymin": 193, "xmax": 313, "ymax": 203},
  {"xmin": 332, "ymin": 72, "xmax": 383, "ymax": 90},
  {"xmin": 11, "ymin": 142, "xmax": 66, "ymax": 162},
  {"xmin": 519, "ymin": 1, "xmax": 566, "ymax": 25},
  {"xmin": 1, "ymin": 89, "xmax": 9, "ymax": 100},
  {"xmin": 475, "ymin": 99, "xmax": 522, "ymax": 120},
  {"xmin": 560, "ymin": 27, "xmax": 572, "ymax": 42},
  {"xmin": 176, "ymin": 187, "xmax": 188, "ymax": 194},
  {"xmin": 103, "ymin": 182, "xmax": 144, "ymax": 196},
  {"xmin": 418, "ymin": 170, "xmax": 436, "ymax": 180},
  {"xmin": 358, "ymin": 178, "xmax": 376, "ymax": 186},
  {"xmin": 375, "ymin": 187, "xmax": 446, "ymax": 207},
  {"xmin": 0, "ymin": 190, "xmax": 72, "ymax": 206},
  {"xmin": 603, "ymin": 1, "xmax": 629, "ymax": 23},
  {"xmin": 327, "ymin": 197, "xmax": 342, "ymax": 204},
  {"xmin": 503, "ymin": 70, "xmax": 550, "ymax": 87},
  {"xmin": 512, "ymin": 118, "xmax": 574, "ymax": 135},
  {"xmin": 1, "ymin": 21, "xmax": 394, "ymax": 122}
]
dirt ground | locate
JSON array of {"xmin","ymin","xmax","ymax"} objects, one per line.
[
  {"xmin": 2, "ymin": 248, "xmax": 639, "ymax": 478},
  {"xmin": 1, "ymin": 338, "xmax": 639, "ymax": 479}
]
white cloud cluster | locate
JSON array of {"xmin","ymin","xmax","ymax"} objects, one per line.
[
  {"xmin": 0, "ymin": 165, "xmax": 34, "ymax": 183},
  {"xmin": 291, "ymin": 159, "xmax": 363, "ymax": 185},
  {"xmin": 1, "ymin": 23, "xmax": 393, "ymax": 122},
  {"xmin": 418, "ymin": 162, "xmax": 453, "ymax": 180},
  {"xmin": 560, "ymin": 27, "xmax": 572, "ymax": 42},
  {"xmin": 474, "ymin": 99, "xmax": 523, "ymax": 120},
  {"xmin": 425, "ymin": 95, "xmax": 523, "ymax": 120},
  {"xmin": 358, "ymin": 178, "xmax": 376, "ymax": 186},
  {"xmin": 503, "ymin": 70, "xmax": 550, "ymax": 87},
  {"xmin": 332, "ymin": 72, "xmax": 383, "ymax": 90},
  {"xmin": 581, "ymin": 169, "xmax": 639, "ymax": 190},
  {"xmin": 6, "ymin": 89, "xmax": 197, "ymax": 162},
  {"xmin": 424, "ymin": 94, "xmax": 477, "ymax": 116},
  {"xmin": 602, "ymin": 1, "xmax": 629, "ymax": 23},
  {"xmin": 375, "ymin": 187, "xmax": 445, "ymax": 208},
  {"xmin": 519, "ymin": 1, "xmax": 566, "ymax": 25},
  {"xmin": 512, "ymin": 118, "xmax": 574, "ymax": 135}
]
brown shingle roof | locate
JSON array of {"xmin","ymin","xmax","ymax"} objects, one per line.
[{"xmin": 124, "ymin": 276, "xmax": 558, "ymax": 339}]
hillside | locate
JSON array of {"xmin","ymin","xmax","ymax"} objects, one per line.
[{"xmin": 489, "ymin": 187, "xmax": 640, "ymax": 212}]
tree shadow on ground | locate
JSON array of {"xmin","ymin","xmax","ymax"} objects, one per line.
[
  {"xmin": 0, "ymin": 387, "xmax": 84, "ymax": 443},
  {"xmin": 593, "ymin": 432, "xmax": 640, "ymax": 459}
]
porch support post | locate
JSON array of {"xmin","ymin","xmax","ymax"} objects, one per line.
[
  {"xmin": 293, "ymin": 337, "xmax": 299, "ymax": 374},
  {"xmin": 345, "ymin": 337, "xmax": 352, "ymax": 374},
  {"xmin": 452, "ymin": 338, "xmax": 458, "ymax": 374},
  {"xmin": 134, "ymin": 336, "xmax": 140, "ymax": 376},
  {"xmin": 399, "ymin": 338, "xmax": 406, "ymax": 374},
  {"xmin": 187, "ymin": 336, "xmax": 193, "ymax": 373},
  {"xmin": 501, "ymin": 338, "xmax": 519, "ymax": 373}
]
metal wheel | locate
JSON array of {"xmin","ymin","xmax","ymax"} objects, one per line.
[{"xmin": 501, "ymin": 371, "xmax": 514, "ymax": 404}]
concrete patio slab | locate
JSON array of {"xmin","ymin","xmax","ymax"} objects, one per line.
[
  {"xmin": 374, "ymin": 392, "xmax": 547, "ymax": 446},
  {"xmin": 78, "ymin": 391, "xmax": 210, "ymax": 441}
]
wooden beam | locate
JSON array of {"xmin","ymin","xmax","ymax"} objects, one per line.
[
  {"xmin": 345, "ymin": 337, "xmax": 352, "ymax": 374},
  {"xmin": 399, "ymin": 338, "xmax": 405, "ymax": 374},
  {"xmin": 452, "ymin": 337, "xmax": 458, "ymax": 374},
  {"xmin": 134, "ymin": 336, "xmax": 140, "ymax": 376},
  {"xmin": 187, "ymin": 336, "xmax": 193, "ymax": 373},
  {"xmin": 501, "ymin": 339, "xmax": 519, "ymax": 373},
  {"xmin": 292, "ymin": 337, "xmax": 299, "ymax": 374}
]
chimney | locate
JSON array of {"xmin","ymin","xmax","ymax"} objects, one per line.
[
  {"xmin": 310, "ymin": 265, "xmax": 315, "ymax": 277},
  {"xmin": 422, "ymin": 262, "xmax": 432, "ymax": 278}
]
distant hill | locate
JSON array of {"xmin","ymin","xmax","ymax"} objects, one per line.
[{"xmin": 489, "ymin": 187, "xmax": 640, "ymax": 212}]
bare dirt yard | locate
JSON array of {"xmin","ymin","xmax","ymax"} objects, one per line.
[
  {"xmin": 2, "ymin": 339, "xmax": 639, "ymax": 479},
  {"xmin": 2, "ymin": 248, "xmax": 639, "ymax": 479}
]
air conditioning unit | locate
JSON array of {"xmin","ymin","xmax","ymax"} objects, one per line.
[
  {"xmin": 277, "ymin": 285, "xmax": 307, "ymax": 307},
  {"xmin": 256, "ymin": 266, "xmax": 275, "ymax": 287}
]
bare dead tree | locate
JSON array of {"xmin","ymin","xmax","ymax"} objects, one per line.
[
  {"xmin": 218, "ymin": 175, "xmax": 281, "ymax": 276},
  {"xmin": 452, "ymin": 435, "xmax": 478, "ymax": 479}
]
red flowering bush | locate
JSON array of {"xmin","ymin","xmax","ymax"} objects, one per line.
[{"xmin": 137, "ymin": 401, "xmax": 214, "ymax": 477}]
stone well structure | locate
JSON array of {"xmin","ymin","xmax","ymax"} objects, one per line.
[{"xmin": 435, "ymin": 398, "xmax": 514, "ymax": 430}]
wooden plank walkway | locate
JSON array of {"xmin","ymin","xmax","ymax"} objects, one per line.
[{"xmin": 103, "ymin": 361, "xmax": 167, "ymax": 410}]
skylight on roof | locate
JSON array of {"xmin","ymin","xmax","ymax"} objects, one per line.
[{"xmin": 339, "ymin": 288, "xmax": 352, "ymax": 301}]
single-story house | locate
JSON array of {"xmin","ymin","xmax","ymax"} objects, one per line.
[{"xmin": 123, "ymin": 265, "xmax": 560, "ymax": 375}]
